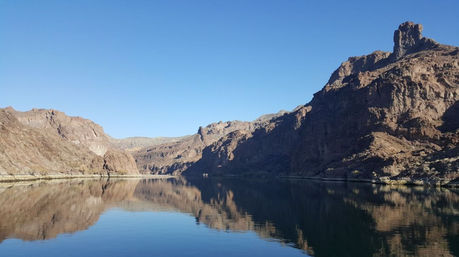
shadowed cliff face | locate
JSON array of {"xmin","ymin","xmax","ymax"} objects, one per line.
[
  {"xmin": 133, "ymin": 112, "xmax": 287, "ymax": 175},
  {"xmin": 291, "ymin": 26, "xmax": 458, "ymax": 180},
  {"xmin": 0, "ymin": 178, "xmax": 457, "ymax": 257},
  {"xmin": 183, "ymin": 22, "xmax": 458, "ymax": 184}
]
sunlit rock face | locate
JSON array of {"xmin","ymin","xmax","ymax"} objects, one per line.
[
  {"xmin": 0, "ymin": 178, "xmax": 457, "ymax": 256},
  {"xmin": 0, "ymin": 107, "xmax": 139, "ymax": 176},
  {"xmin": 0, "ymin": 109, "xmax": 105, "ymax": 175},
  {"xmin": 11, "ymin": 108, "xmax": 111, "ymax": 156}
]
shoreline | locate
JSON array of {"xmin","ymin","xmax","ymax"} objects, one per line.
[
  {"xmin": 277, "ymin": 175, "xmax": 459, "ymax": 188},
  {"xmin": 1, "ymin": 173, "xmax": 457, "ymax": 188},
  {"xmin": 0, "ymin": 174, "xmax": 177, "ymax": 183},
  {"xmin": 186, "ymin": 174, "xmax": 458, "ymax": 188}
]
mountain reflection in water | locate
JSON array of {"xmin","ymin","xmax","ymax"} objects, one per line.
[{"xmin": 0, "ymin": 178, "xmax": 458, "ymax": 257}]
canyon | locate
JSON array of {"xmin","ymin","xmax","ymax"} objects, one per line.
[{"xmin": 0, "ymin": 22, "xmax": 458, "ymax": 185}]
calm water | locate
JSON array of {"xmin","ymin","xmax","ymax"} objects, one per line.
[{"xmin": 0, "ymin": 178, "xmax": 458, "ymax": 257}]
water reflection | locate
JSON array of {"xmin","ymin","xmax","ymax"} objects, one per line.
[{"xmin": 0, "ymin": 178, "xmax": 457, "ymax": 257}]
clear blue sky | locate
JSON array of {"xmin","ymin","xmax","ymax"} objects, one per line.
[{"xmin": 1, "ymin": 0, "xmax": 458, "ymax": 138}]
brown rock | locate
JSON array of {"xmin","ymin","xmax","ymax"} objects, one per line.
[
  {"xmin": 133, "ymin": 111, "xmax": 288, "ymax": 174},
  {"xmin": 181, "ymin": 22, "xmax": 459, "ymax": 185},
  {"xmin": 0, "ymin": 109, "xmax": 104, "ymax": 175},
  {"xmin": 0, "ymin": 108, "xmax": 139, "ymax": 176},
  {"xmin": 392, "ymin": 21, "xmax": 439, "ymax": 60},
  {"xmin": 103, "ymin": 149, "xmax": 139, "ymax": 175}
]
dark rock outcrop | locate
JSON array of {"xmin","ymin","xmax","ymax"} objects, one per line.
[
  {"xmin": 185, "ymin": 106, "xmax": 309, "ymax": 176},
  {"xmin": 392, "ymin": 22, "xmax": 439, "ymax": 60},
  {"xmin": 133, "ymin": 111, "xmax": 288, "ymax": 174}
]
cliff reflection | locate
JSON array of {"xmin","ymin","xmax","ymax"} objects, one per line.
[
  {"xmin": 0, "ymin": 178, "xmax": 458, "ymax": 257},
  {"xmin": 0, "ymin": 179, "xmax": 137, "ymax": 242}
]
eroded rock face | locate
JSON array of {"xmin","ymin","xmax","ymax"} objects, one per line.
[
  {"xmin": 0, "ymin": 109, "xmax": 104, "ymax": 175},
  {"xmin": 186, "ymin": 106, "xmax": 309, "ymax": 176},
  {"xmin": 103, "ymin": 149, "xmax": 139, "ymax": 175},
  {"xmin": 392, "ymin": 22, "xmax": 439, "ymax": 60},
  {"xmin": 133, "ymin": 111, "xmax": 288, "ymax": 174},
  {"xmin": 0, "ymin": 108, "xmax": 139, "ymax": 175},
  {"xmin": 11, "ymin": 108, "xmax": 111, "ymax": 156},
  {"xmin": 109, "ymin": 136, "xmax": 189, "ymax": 152},
  {"xmin": 182, "ymin": 22, "xmax": 458, "ymax": 184},
  {"xmin": 291, "ymin": 26, "xmax": 458, "ymax": 182}
]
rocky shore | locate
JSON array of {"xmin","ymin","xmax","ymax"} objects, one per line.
[{"xmin": 0, "ymin": 174, "xmax": 176, "ymax": 183}]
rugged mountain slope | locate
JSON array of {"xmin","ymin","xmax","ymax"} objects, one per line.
[
  {"xmin": 0, "ymin": 109, "xmax": 102, "ymax": 175},
  {"xmin": 184, "ymin": 22, "xmax": 459, "ymax": 185},
  {"xmin": 2, "ymin": 22, "xmax": 456, "ymax": 184},
  {"xmin": 133, "ymin": 111, "xmax": 287, "ymax": 174},
  {"xmin": 109, "ymin": 136, "xmax": 190, "ymax": 152},
  {"xmin": 0, "ymin": 107, "xmax": 138, "ymax": 176},
  {"xmin": 10, "ymin": 108, "xmax": 111, "ymax": 156}
]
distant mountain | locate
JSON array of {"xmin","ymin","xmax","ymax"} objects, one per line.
[{"xmin": 110, "ymin": 136, "xmax": 190, "ymax": 152}]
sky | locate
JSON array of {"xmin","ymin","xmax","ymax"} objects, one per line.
[{"xmin": 1, "ymin": 0, "xmax": 458, "ymax": 138}]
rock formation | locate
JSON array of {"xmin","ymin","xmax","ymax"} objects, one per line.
[
  {"xmin": 133, "ymin": 111, "xmax": 287, "ymax": 174},
  {"xmin": 181, "ymin": 22, "xmax": 458, "ymax": 185},
  {"xmin": 0, "ymin": 107, "xmax": 139, "ymax": 176},
  {"xmin": 102, "ymin": 149, "xmax": 139, "ymax": 175},
  {"xmin": 109, "ymin": 136, "xmax": 189, "ymax": 152},
  {"xmin": 10, "ymin": 108, "xmax": 111, "ymax": 156},
  {"xmin": 392, "ymin": 22, "xmax": 439, "ymax": 60},
  {"xmin": 0, "ymin": 22, "xmax": 457, "ymax": 184}
]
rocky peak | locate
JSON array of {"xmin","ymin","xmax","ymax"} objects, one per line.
[
  {"xmin": 324, "ymin": 22, "xmax": 442, "ymax": 91},
  {"xmin": 392, "ymin": 21, "xmax": 438, "ymax": 60},
  {"xmin": 325, "ymin": 51, "xmax": 390, "ymax": 90}
]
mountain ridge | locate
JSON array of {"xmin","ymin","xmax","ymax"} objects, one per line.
[
  {"xmin": 0, "ymin": 107, "xmax": 138, "ymax": 176},
  {"xmin": 1, "ymin": 22, "xmax": 458, "ymax": 185},
  {"xmin": 181, "ymin": 22, "xmax": 459, "ymax": 185}
]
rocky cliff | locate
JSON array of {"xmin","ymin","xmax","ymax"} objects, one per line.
[
  {"xmin": 0, "ymin": 107, "xmax": 138, "ymax": 176},
  {"xmin": 133, "ymin": 111, "xmax": 288, "ymax": 174},
  {"xmin": 182, "ymin": 22, "xmax": 459, "ymax": 185},
  {"xmin": 1, "ymin": 22, "xmax": 457, "ymax": 184}
]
